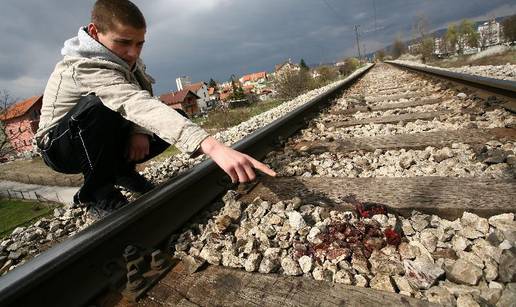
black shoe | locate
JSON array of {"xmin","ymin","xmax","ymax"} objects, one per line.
[
  {"xmin": 73, "ymin": 186, "xmax": 128, "ymax": 211},
  {"xmin": 115, "ymin": 170, "xmax": 155, "ymax": 194}
]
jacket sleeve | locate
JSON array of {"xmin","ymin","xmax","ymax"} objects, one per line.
[
  {"xmin": 73, "ymin": 61, "xmax": 209, "ymax": 155},
  {"xmin": 132, "ymin": 124, "xmax": 154, "ymax": 136}
]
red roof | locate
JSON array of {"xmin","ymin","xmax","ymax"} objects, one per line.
[
  {"xmin": 219, "ymin": 91, "xmax": 232, "ymax": 102},
  {"xmin": 241, "ymin": 71, "xmax": 267, "ymax": 82},
  {"xmin": 0, "ymin": 95, "xmax": 42, "ymax": 121},
  {"xmin": 159, "ymin": 89, "xmax": 199, "ymax": 105},
  {"xmin": 183, "ymin": 82, "xmax": 206, "ymax": 93}
]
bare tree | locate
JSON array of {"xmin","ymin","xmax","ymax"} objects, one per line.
[
  {"xmin": 413, "ymin": 13, "xmax": 429, "ymax": 41},
  {"xmin": 411, "ymin": 14, "xmax": 434, "ymax": 62},
  {"xmin": 315, "ymin": 65, "xmax": 339, "ymax": 84},
  {"xmin": 273, "ymin": 70, "xmax": 313, "ymax": 100},
  {"xmin": 0, "ymin": 90, "xmax": 22, "ymax": 160},
  {"xmin": 375, "ymin": 50, "xmax": 386, "ymax": 62},
  {"xmin": 391, "ymin": 35, "xmax": 406, "ymax": 59},
  {"xmin": 502, "ymin": 14, "xmax": 516, "ymax": 43}
]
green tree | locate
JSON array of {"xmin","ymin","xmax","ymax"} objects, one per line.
[
  {"xmin": 299, "ymin": 58, "xmax": 309, "ymax": 71},
  {"xmin": 229, "ymin": 75, "xmax": 245, "ymax": 100},
  {"xmin": 420, "ymin": 37, "xmax": 435, "ymax": 63},
  {"xmin": 458, "ymin": 19, "xmax": 479, "ymax": 52},
  {"xmin": 208, "ymin": 78, "xmax": 217, "ymax": 89},
  {"xmin": 502, "ymin": 14, "xmax": 516, "ymax": 42},
  {"xmin": 444, "ymin": 23, "xmax": 458, "ymax": 54}
]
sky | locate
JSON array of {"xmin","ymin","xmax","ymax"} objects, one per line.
[{"xmin": 1, "ymin": 0, "xmax": 515, "ymax": 101}]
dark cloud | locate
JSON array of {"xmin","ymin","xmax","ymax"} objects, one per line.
[{"xmin": 0, "ymin": 0, "xmax": 514, "ymax": 98}]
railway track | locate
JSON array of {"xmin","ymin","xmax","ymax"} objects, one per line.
[{"xmin": 1, "ymin": 62, "xmax": 515, "ymax": 306}]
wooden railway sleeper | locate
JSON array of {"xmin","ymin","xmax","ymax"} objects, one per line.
[{"xmin": 121, "ymin": 245, "xmax": 172, "ymax": 302}]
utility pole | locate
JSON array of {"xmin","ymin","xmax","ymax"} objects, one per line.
[{"xmin": 354, "ymin": 25, "xmax": 361, "ymax": 60}]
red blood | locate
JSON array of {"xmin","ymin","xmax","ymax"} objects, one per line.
[
  {"xmin": 355, "ymin": 203, "xmax": 370, "ymax": 218},
  {"xmin": 355, "ymin": 202, "xmax": 387, "ymax": 218},
  {"xmin": 384, "ymin": 227, "xmax": 401, "ymax": 246}
]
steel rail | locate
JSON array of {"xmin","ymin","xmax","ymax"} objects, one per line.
[
  {"xmin": 0, "ymin": 64, "xmax": 374, "ymax": 307},
  {"xmin": 386, "ymin": 60, "xmax": 516, "ymax": 99}
]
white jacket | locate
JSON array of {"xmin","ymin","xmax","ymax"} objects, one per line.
[{"xmin": 36, "ymin": 27, "xmax": 208, "ymax": 155}]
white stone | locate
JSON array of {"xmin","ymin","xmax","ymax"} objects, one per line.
[
  {"xmin": 10, "ymin": 227, "xmax": 25, "ymax": 236},
  {"xmin": 307, "ymin": 227, "xmax": 322, "ymax": 244},
  {"xmin": 459, "ymin": 212, "xmax": 489, "ymax": 239},
  {"xmin": 298, "ymin": 255, "xmax": 313, "ymax": 274},
  {"xmin": 287, "ymin": 211, "xmax": 306, "ymax": 231},
  {"xmin": 420, "ymin": 229, "xmax": 438, "ymax": 253},
  {"xmin": 452, "ymin": 235, "xmax": 470, "ymax": 252},
  {"xmin": 456, "ymin": 294, "xmax": 480, "ymax": 307},
  {"xmin": 312, "ymin": 267, "xmax": 333, "ymax": 282},
  {"xmin": 403, "ymin": 259, "xmax": 444, "ymax": 290},
  {"xmin": 447, "ymin": 259, "xmax": 483, "ymax": 286},
  {"xmin": 354, "ymin": 274, "xmax": 368, "ymax": 287},
  {"xmin": 244, "ymin": 253, "xmax": 262, "ymax": 272},
  {"xmin": 370, "ymin": 274, "xmax": 396, "ymax": 293},
  {"xmin": 281, "ymin": 257, "xmax": 302, "ymax": 276}
]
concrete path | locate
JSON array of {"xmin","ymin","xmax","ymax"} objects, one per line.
[{"xmin": 0, "ymin": 180, "xmax": 79, "ymax": 205}]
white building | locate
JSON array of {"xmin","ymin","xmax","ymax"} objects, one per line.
[
  {"xmin": 478, "ymin": 20, "xmax": 502, "ymax": 48},
  {"xmin": 176, "ymin": 76, "xmax": 192, "ymax": 91},
  {"xmin": 433, "ymin": 37, "xmax": 447, "ymax": 56}
]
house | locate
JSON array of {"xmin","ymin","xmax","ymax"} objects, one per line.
[
  {"xmin": 0, "ymin": 95, "xmax": 42, "ymax": 153},
  {"xmin": 433, "ymin": 37, "xmax": 447, "ymax": 56},
  {"xmin": 208, "ymin": 87, "xmax": 219, "ymax": 101},
  {"xmin": 239, "ymin": 71, "xmax": 268, "ymax": 87},
  {"xmin": 159, "ymin": 89, "xmax": 200, "ymax": 117},
  {"xmin": 407, "ymin": 42, "xmax": 421, "ymax": 54},
  {"xmin": 183, "ymin": 82, "xmax": 210, "ymax": 111},
  {"xmin": 274, "ymin": 59, "xmax": 300, "ymax": 78},
  {"xmin": 242, "ymin": 84, "xmax": 255, "ymax": 95},
  {"xmin": 219, "ymin": 88, "xmax": 233, "ymax": 102},
  {"xmin": 258, "ymin": 89, "xmax": 274, "ymax": 101}
]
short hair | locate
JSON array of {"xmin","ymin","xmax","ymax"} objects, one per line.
[{"xmin": 91, "ymin": 0, "xmax": 146, "ymax": 33}]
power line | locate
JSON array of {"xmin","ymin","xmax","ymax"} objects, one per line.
[{"xmin": 321, "ymin": 0, "xmax": 343, "ymax": 20}]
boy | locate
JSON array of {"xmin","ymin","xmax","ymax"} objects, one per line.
[{"xmin": 36, "ymin": 0, "xmax": 275, "ymax": 212}]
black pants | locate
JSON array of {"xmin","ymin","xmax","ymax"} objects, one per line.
[{"xmin": 39, "ymin": 94, "xmax": 169, "ymax": 201}]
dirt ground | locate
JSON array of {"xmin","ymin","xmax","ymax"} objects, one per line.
[{"xmin": 0, "ymin": 157, "xmax": 83, "ymax": 187}]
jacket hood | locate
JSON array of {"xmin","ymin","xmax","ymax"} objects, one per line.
[{"xmin": 61, "ymin": 27, "xmax": 132, "ymax": 71}]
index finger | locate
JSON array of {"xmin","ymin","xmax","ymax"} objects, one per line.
[{"xmin": 248, "ymin": 157, "xmax": 276, "ymax": 177}]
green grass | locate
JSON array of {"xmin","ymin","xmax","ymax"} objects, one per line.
[
  {"xmin": 150, "ymin": 145, "xmax": 181, "ymax": 162},
  {"xmin": 0, "ymin": 199, "xmax": 58, "ymax": 238},
  {"xmin": 198, "ymin": 99, "xmax": 284, "ymax": 131}
]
